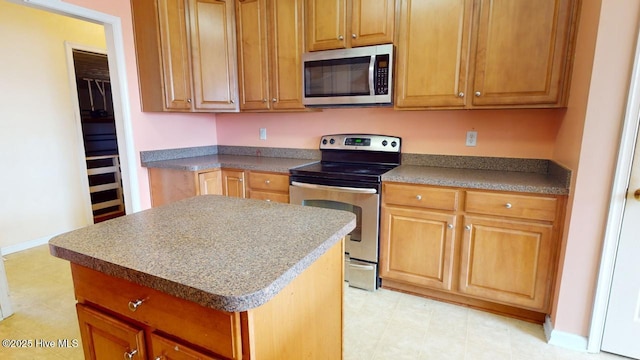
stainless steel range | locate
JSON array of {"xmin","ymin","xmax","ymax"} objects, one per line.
[{"xmin": 289, "ymin": 134, "xmax": 401, "ymax": 290}]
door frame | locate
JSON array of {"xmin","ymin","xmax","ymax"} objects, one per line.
[
  {"xmin": 9, "ymin": 0, "xmax": 141, "ymax": 215},
  {"xmin": 65, "ymin": 42, "xmax": 110, "ymax": 225},
  {"xmin": 588, "ymin": 19, "xmax": 640, "ymax": 353},
  {"xmin": 0, "ymin": 0, "xmax": 141, "ymax": 319}
]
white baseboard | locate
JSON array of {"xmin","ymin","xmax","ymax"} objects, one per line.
[
  {"xmin": 1, "ymin": 235, "xmax": 53, "ymax": 256},
  {"xmin": 544, "ymin": 315, "xmax": 590, "ymax": 352}
]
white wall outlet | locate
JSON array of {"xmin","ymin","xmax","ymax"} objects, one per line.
[
  {"xmin": 259, "ymin": 128, "xmax": 267, "ymax": 140},
  {"xmin": 466, "ymin": 130, "xmax": 477, "ymax": 147}
]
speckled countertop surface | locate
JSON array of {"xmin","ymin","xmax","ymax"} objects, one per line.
[
  {"xmin": 140, "ymin": 145, "xmax": 571, "ymax": 194},
  {"xmin": 142, "ymin": 154, "xmax": 318, "ymax": 173},
  {"xmin": 382, "ymin": 165, "xmax": 569, "ymax": 195},
  {"xmin": 49, "ymin": 195, "xmax": 356, "ymax": 312}
]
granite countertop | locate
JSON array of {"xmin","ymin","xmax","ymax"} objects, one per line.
[
  {"xmin": 139, "ymin": 146, "xmax": 571, "ymax": 195},
  {"xmin": 49, "ymin": 195, "xmax": 356, "ymax": 312},
  {"xmin": 142, "ymin": 154, "xmax": 318, "ymax": 173},
  {"xmin": 382, "ymin": 165, "xmax": 569, "ymax": 195}
]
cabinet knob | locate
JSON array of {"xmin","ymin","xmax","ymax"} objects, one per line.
[
  {"xmin": 505, "ymin": 203, "xmax": 513, "ymax": 209},
  {"xmin": 474, "ymin": 91, "xmax": 481, "ymax": 97},
  {"xmin": 415, "ymin": 195, "xmax": 422, "ymax": 200},
  {"xmin": 633, "ymin": 189, "xmax": 640, "ymax": 200},
  {"xmin": 352, "ymin": 33, "xmax": 357, "ymax": 39},
  {"xmin": 458, "ymin": 92, "xmax": 464, "ymax": 98},
  {"xmin": 128, "ymin": 299, "xmax": 145, "ymax": 312},
  {"xmin": 262, "ymin": 98, "xmax": 267, "ymax": 102},
  {"xmin": 187, "ymin": 98, "xmax": 192, "ymax": 103},
  {"xmin": 124, "ymin": 349, "xmax": 138, "ymax": 360},
  {"xmin": 230, "ymin": 99, "xmax": 235, "ymax": 104},
  {"xmin": 465, "ymin": 225, "xmax": 471, "ymax": 231},
  {"xmin": 338, "ymin": 35, "xmax": 344, "ymax": 40},
  {"xmin": 272, "ymin": 98, "xmax": 277, "ymax": 102},
  {"xmin": 265, "ymin": 180, "xmax": 271, "ymax": 184},
  {"xmin": 447, "ymin": 224, "xmax": 454, "ymax": 229},
  {"xmin": 265, "ymin": 199, "xmax": 271, "ymax": 202}
]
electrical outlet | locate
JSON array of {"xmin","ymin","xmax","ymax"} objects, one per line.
[
  {"xmin": 259, "ymin": 128, "xmax": 267, "ymax": 140},
  {"xmin": 466, "ymin": 131, "xmax": 477, "ymax": 147}
]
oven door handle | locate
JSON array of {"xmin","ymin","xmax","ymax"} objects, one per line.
[{"xmin": 291, "ymin": 181, "xmax": 377, "ymax": 194}]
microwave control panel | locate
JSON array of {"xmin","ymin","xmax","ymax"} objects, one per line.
[{"xmin": 374, "ymin": 54, "xmax": 390, "ymax": 95}]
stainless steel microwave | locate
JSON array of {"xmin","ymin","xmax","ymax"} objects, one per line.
[{"xmin": 302, "ymin": 44, "xmax": 393, "ymax": 107}]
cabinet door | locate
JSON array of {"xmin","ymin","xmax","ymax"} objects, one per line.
[
  {"xmin": 459, "ymin": 216, "xmax": 554, "ymax": 311},
  {"xmin": 395, "ymin": 0, "xmax": 473, "ymax": 108},
  {"xmin": 198, "ymin": 170, "xmax": 222, "ymax": 195},
  {"xmin": 305, "ymin": 0, "xmax": 347, "ymax": 51},
  {"xmin": 471, "ymin": 0, "xmax": 575, "ymax": 107},
  {"xmin": 379, "ymin": 206, "xmax": 456, "ymax": 291},
  {"xmin": 350, "ymin": 0, "xmax": 395, "ymax": 47},
  {"xmin": 76, "ymin": 304, "xmax": 146, "ymax": 360},
  {"xmin": 188, "ymin": 0, "xmax": 239, "ymax": 111},
  {"xmin": 236, "ymin": 0, "xmax": 270, "ymax": 110},
  {"xmin": 158, "ymin": 0, "xmax": 194, "ymax": 110},
  {"xmin": 269, "ymin": 0, "xmax": 306, "ymax": 110},
  {"xmin": 222, "ymin": 169, "xmax": 246, "ymax": 198},
  {"xmin": 150, "ymin": 332, "xmax": 221, "ymax": 360}
]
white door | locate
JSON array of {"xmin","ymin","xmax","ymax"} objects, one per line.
[{"xmin": 601, "ymin": 128, "xmax": 640, "ymax": 359}]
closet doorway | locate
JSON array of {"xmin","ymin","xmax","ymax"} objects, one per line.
[{"xmin": 71, "ymin": 48, "xmax": 125, "ymax": 223}]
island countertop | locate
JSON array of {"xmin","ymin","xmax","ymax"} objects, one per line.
[{"xmin": 49, "ymin": 195, "xmax": 356, "ymax": 312}]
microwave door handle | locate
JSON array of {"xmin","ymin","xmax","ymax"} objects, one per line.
[{"xmin": 369, "ymin": 55, "xmax": 375, "ymax": 96}]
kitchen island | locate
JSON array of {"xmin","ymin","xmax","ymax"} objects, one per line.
[{"xmin": 49, "ymin": 195, "xmax": 356, "ymax": 359}]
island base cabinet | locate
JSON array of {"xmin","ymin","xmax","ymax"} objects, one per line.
[
  {"xmin": 76, "ymin": 304, "xmax": 147, "ymax": 360},
  {"xmin": 70, "ymin": 238, "xmax": 345, "ymax": 359}
]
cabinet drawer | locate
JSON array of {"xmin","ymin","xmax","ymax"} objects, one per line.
[
  {"xmin": 71, "ymin": 264, "xmax": 241, "ymax": 359},
  {"xmin": 248, "ymin": 172, "xmax": 289, "ymax": 192},
  {"xmin": 465, "ymin": 191, "xmax": 558, "ymax": 221},
  {"xmin": 383, "ymin": 183, "xmax": 459, "ymax": 211},
  {"xmin": 248, "ymin": 190, "xmax": 289, "ymax": 203}
]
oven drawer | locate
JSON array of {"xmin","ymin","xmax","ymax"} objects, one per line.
[
  {"xmin": 464, "ymin": 191, "xmax": 558, "ymax": 221},
  {"xmin": 383, "ymin": 183, "xmax": 459, "ymax": 211},
  {"xmin": 248, "ymin": 172, "xmax": 289, "ymax": 192}
]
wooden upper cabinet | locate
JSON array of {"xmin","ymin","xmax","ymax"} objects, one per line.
[
  {"xmin": 470, "ymin": 0, "xmax": 576, "ymax": 107},
  {"xmin": 131, "ymin": 0, "xmax": 239, "ymax": 112},
  {"xmin": 188, "ymin": 0, "xmax": 239, "ymax": 111},
  {"xmin": 394, "ymin": 0, "xmax": 578, "ymax": 109},
  {"xmin": 157, "ymin": 0, "xmax": 193, "ymax": 110},
  {"xmin": 395, "ymin": 0, "xmax": 472, "ymax": 108},
  {"xmin": 305, "ymin": 0, "xmax": 394, "ymax": 51},
  {"xmin": 236, "ymin": 0, "xmax": 305, "ymax": 111}
]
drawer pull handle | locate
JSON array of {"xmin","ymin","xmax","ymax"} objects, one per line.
[
  {"xmin": 505, "ymin": 203, "xmax": 513, "ymax": 209},
  {"xmin": 128, "ymin": 299, "xmax": 145, "ymax": 312},
  {"xmin": 447, "ymin": 224, "xmax": 454, "ymax": 229},
  {"xmin": 124, "ymin": 349, "xmax": 138, "ymax": 360},
  {"xmin": 416, "ymin": 195, "xmax": 422, "ymax": 200},
  {"xmin": 465, "ymin": 225, "xmax": 471, "ymax": 231}
]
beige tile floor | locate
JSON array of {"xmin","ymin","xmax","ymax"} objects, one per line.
[{"xmin": 0, "ymin": 245, "xmax": 631, "ymax": 360}]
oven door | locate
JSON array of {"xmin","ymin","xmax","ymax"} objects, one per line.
[{"xmin": 289, "ymin": 181, "xmax": 380, "ymax": 290}]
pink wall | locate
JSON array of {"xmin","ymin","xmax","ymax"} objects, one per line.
[
  {"xmin": 63, "ymin": 0, "xmax": 218, "ymax": 209},
  {"xmin": 217, "ymin": 108, "xmax": 563, "ymax": 158},
  {"xmin": 552, "ymin": 0, "xmax": 640, "ymax": 337}
]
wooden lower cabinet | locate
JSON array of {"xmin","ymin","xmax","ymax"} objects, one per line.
[
  {"xmin": 247, "ymin": 171, "xmax": 290, "ymax": 203},
  {"xmin": 149, "ymin": 168, "xmax": 222, "ymax": 207},
  {"xmin": 222, "ymin": 169, "xmax": 246, "ymax": 198},
  {"xmin": 459, "ymin": 215, "xmax": 554, "ymax": 311},
  {"xmin": 71, "ymin": 238, "xmax": 344, "ymax": 359},
  {"xmin": 379, "ymin": 182, "xmax": 565, "ymax": 321},
  {"xmin": 380, "ymin": 206, "xmax": 456, "ymax": 290}
]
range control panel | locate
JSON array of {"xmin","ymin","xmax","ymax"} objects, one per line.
[{"xmin": 320, "ymin": 134, "xmax": 401, "ymax": 152}]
